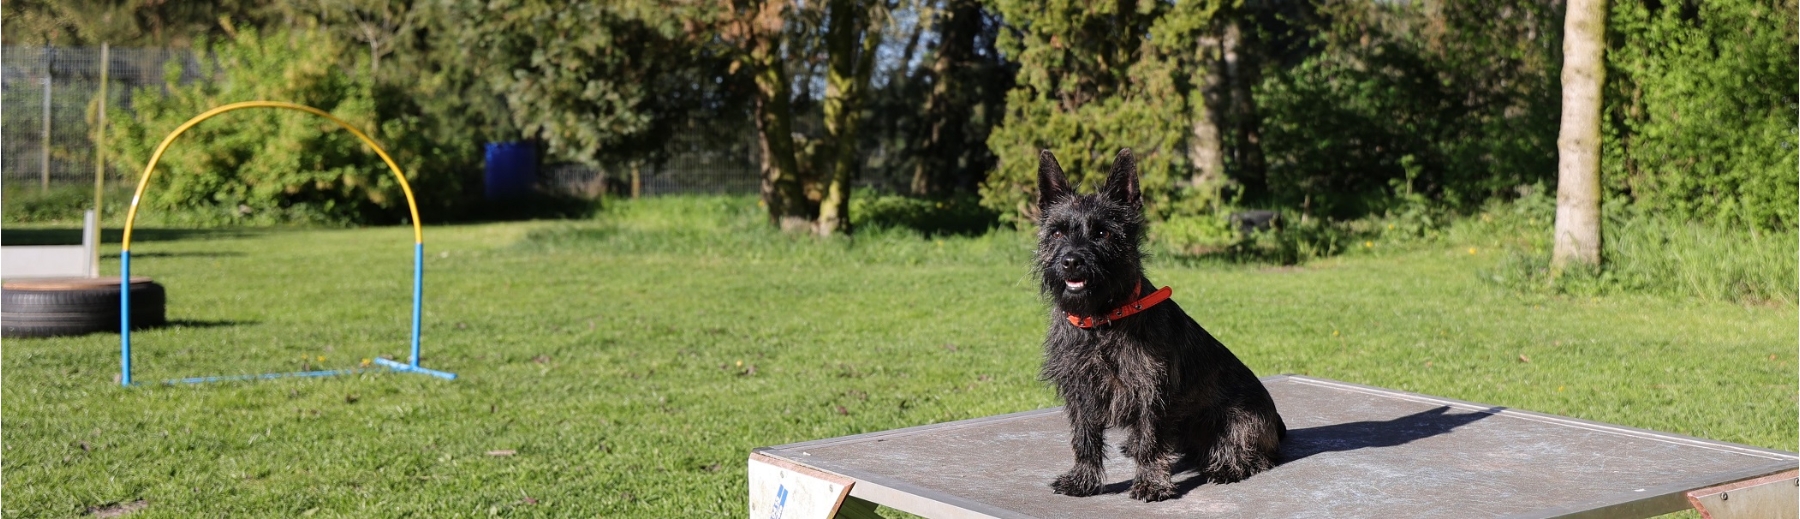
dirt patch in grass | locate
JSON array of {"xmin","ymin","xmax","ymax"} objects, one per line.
[{"xmin": 87, "ymin": 499, "xmax": 147, "ymax": 517}]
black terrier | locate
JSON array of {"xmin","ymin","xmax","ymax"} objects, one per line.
[{"xmin": 1035, "ymin": 148, "xmax": 1285, "ymax": 502}]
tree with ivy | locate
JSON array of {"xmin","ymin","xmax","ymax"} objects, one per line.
[
  {"xmin": 817, "ymin": 0, "xmax": 891, "ymax": 236},
  {"xmin": 716, "ymin": 0, "xmax": 893, "ymax": 234}
]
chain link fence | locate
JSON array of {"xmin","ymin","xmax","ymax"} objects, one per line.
[
  {"xmin": 4, "ymin": 45, "xmax": 770, "ymax": 202},
  {"xmin": 541, "ymin": 129, "xmax": 764, "ymax": 198},
  {"xmin": 2, "ymin": 46, "xmax": 205, "ymax": 191}
]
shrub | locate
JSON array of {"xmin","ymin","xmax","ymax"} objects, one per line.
[
  {"xmin": 1254, "ymin": 1, "xmax": 1562, "ymax": 220},
  {"xmin": 1484, "ymin": 218, "xmax": 1797, "ymax": 305},
  {"xmin": 977, "ymin": 0, "xmax": 1209, "ymax": 227},
  {"xmin": 1, "ymin": 184, "xmax": 104, "ymax": 224},
  {"xmin": 1603, "ymin": 0, "xmax": 1799, "ymax": 231},
  {"xmin": 1151, "ymin": 213, "xmax": 1238, "ymax": 257},
  {"xmin": 108, "ymin": 28, "xmax": 470, "ymax": 226},
  {"xmin": 851, "ymin": 191, "xmax": 999, "ymax": 237},
  {"xmin": 1472, "ymin": 185, "xmax": 1796, "ymax": 305}
]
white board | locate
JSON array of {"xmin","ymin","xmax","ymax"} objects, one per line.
[{"xmin": 749, "ymin": 452, "xmax": 855, "ymax": 519}]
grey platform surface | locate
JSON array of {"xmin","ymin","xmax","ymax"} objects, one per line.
[{"xmin": 754, "ymin": 375, "xmax": 1797, "ymax": 519}]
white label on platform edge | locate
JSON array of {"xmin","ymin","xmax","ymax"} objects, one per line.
[{"xmin": 748, "ymin": 453, "xmax": 853, "ymax": 519}]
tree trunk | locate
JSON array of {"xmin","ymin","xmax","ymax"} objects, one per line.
[
  {"xmin": 746, "ymin": 5, "xmax": 810, "ymax": 231},
  {"xmin": 817, "ymin": 0, "xmax": 883, "ymax": 236},
  {"xmin": 910, "ymin": 0, "xmax": 979, "ymax": 196},
  {"xmin": 1553, "ymin": 0, "xmax": 1606, "ymax": 270},
  {"xmin": 1221, "ymin": 19, "xmax": 1267, "ymax": 200},
  {"xmin": 1187, "ymin": 29, "xmax": 1228, "ymax": 209}
]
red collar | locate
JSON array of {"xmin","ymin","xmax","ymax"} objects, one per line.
[{"xmin": 1065, "ymin": 281, "xmax": 1173, "ymax": 328}]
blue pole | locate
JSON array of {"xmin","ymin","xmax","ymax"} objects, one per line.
[
  {"xmin": 120, "ymin": 251, "xmax": 132, "ymax": 386},
  {"xmin": 411, "ymin": 242, "xmax": 423, "ymax": 368},
  {"xmin": 167, "ymin": 368, "xmax": 366, "ymax": 385},
  {"xmin": 373, "ymin": 357, "xmax": 457, "ymax": 380}
]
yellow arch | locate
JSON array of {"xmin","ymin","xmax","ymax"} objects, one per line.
[{"xmin": 120, "ymin": 101, "xmax": 424, "ymax": 249}]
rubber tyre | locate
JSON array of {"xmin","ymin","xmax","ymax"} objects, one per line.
[{"xmin": 2, "ymin": 278, "xmax": 165, "ymax": 338}]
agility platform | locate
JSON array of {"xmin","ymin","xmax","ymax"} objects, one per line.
[{"xmin": 749, "ymin": 375, "xmax": 1797, "ymax": 519}]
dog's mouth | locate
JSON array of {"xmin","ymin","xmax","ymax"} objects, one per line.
[{"xmin": 1064, "ymin": 278, "xmax": 1088, "ymax": 291}]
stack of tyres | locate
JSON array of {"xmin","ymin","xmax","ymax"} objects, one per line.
[{"xmin": 1, "ymin": 277, "xmax": 165, "ymax": 338}]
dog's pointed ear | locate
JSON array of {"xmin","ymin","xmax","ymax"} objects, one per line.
[
  {"xmin": 1037, "ymin": 149, "xmax": 1072, "ymax": 214},
  {"xmin": 1102, "ymin": 148, "xmax": 1141, "ymax": 209}
]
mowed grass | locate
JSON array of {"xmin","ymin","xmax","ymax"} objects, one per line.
[{"xmin": 3, "ymin": 195, "xmax": 1794, "ymax": 517}]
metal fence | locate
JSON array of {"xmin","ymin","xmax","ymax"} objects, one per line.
[
  {"xmin": 2, "ymin": 45, "xmax": 769, "ymax": 199},
  {"xmin": 2, "ymin": 46, "xmax": 205, "ymax": 190},
  {"xmin": 540, "ymin": 132, "xmax": 764, "ymax": 198}
]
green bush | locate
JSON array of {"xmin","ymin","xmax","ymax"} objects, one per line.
[
  {"xmin": 1484, "ymin": 219, "xmax": 1798, "ymax": 305},
  {"xmin": 1603, "ymin": 0, "xmax": 1799, "ymax": 231},
  {"xmin": 1150, "ymin": 213, "xmax": 1238, "ymax": 256},
  {"xmin": 1254, "ymin": 1, "xmax": 1562, "ymax": 220},
  {"xmin": 1, "ymin": 184, "xmax": 107, "ymax": 224},
  {"xmin": 1470, "ymin": 184, "xmax": 1797, "ymax": 305},
  {"xmin": 977, "ymin": 0, "xmax": 1213, "ymax": 227},
  {"xmin": 1151, "ymin": 210, "xmax": 1354, "ymax": 266},
  {"xmin": 850, "ymin": 191, "xmax": 998, "ymax": 237},
  {"xmin": 107, "ymin": 28, "xmax": 470, "ymax": 226}
]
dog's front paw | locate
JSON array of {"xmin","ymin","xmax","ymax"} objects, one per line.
[
  {"xmin": 1128, "ymin": 480, "xmax": 1176, "ymax": 502},
  {"xmin": 1050, "ymin": 471, "xmax": 1101, "ymax": 497}
]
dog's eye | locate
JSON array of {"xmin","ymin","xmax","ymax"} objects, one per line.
[
  {"xmin": 1052, "ymin": 231, "xmax": 1064, "ymax": 239},
  {"xmin": 1097, "ymin": 230, "xmax": 1109, "ymax": 240}
]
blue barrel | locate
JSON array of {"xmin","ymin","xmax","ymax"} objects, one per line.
[{"xmin": 484, "ymin": 142, "xmax": 537, "ymax": 200}]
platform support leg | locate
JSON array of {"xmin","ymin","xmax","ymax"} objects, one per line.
[
  {"xmin": 832, "ymin": 497, "xmax": 882, "ymax": 519},
  {"xmin": 1686, "ymin": 469, "xmax": 1798, "ymax": 519}
]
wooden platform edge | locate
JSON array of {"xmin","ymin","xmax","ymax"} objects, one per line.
[
  {"xmin": 1685, "ymin": 468, "xmax": 1799, "ymax": 519},
  {"xmin": 753, "ymin": 375, "xmax": 1800, "ymax": 519},
  {"xmin": 749, "ymin": 451, "xmax": 855, "ymax": 519},
  {"xmin": 752, "ymin": 448, "xmax": 1031, "ymax": 519}
]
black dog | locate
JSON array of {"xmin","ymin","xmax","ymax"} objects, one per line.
[{"xmin": 1035, "ymin": 148, "xmax": 1285, "ymax": 502}]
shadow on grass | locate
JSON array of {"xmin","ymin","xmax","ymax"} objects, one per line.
[
  {"xmin": 0, "ymin": 228, "xmax": 264, "ymax": 246},
  {"xmin": 102, "ymin": 251, "xmax": 248, "ymax": 259},
  {"xmin": 3, "ymin": 318, "xmax": 249, "ymax": 340},
  {"xmin": 163, "ymin": 319, "xmax": 258, "ymax": 329},
  {"xmin": 450, "ymin": 193, "xmax": 603, "ymax": 223}
]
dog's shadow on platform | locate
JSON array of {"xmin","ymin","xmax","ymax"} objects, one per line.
[
  {"xmin": 1275, "ymin": 405, "xmax": 1497, "ymax": 464},
  {"xmin": 1104, "ymin": 406, "xmax": 1496, "ymax": 499}
]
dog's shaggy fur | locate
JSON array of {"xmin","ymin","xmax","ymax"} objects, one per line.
[{"xmin": 1035, "ymin": 148, "xmax": 1285, "ymax": 502}]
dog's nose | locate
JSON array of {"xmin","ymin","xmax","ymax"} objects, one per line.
[{"xmin": 1061, "ymin": 256, "xmax": 1082, "ymax": 269}]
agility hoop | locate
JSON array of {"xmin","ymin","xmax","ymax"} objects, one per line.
[{"xmin": 118, "ymin": 101, "xmax": 455, "ymax": 385}]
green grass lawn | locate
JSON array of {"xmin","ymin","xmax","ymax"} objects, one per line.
[{"xmin": 4, "ymin": 196, "xmax": 1794, "ymax": 517}]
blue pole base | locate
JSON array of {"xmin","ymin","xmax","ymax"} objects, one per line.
[
  {"xmin": 373, "ymin": 357, "xmax": 458, "ymax": 380},
  {"xmin": 159, "ymin": 360, "xmax": 457, "ymax": 385},
  {"xmin": 165, "ymin": 368, "xmax": 363, "ymax": 385}
]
